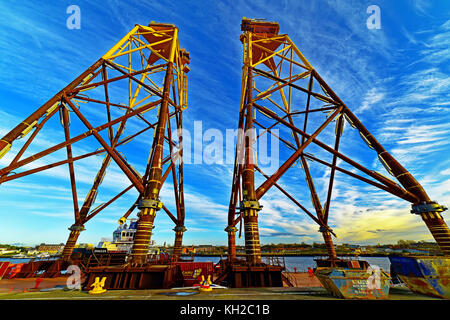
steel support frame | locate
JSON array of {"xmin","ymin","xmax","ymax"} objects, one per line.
[
  {"xmin": 0, "ymin": 23, "xmax": 190, "ymax": 265},
  {"xmin": 226, "ymin": 18, "xmax": 450, "ymax": 274}
]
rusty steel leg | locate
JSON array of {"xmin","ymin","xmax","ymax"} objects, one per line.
[
  {"xmin": 226, "ymin": 98, "xmax": 245, "ymax": 257},
  {"xmin": 420, "ymin": 212, "xmax": 450, "ymax": 255},
  {"xmin": 241, "ymin": 68, "xmax": 262, "ymax": 265},
  {"xmin": 312, "ymin": 70, "xmax": 450, "ymax": 256},
  {"xmin": 61, "ymin": 225, "xmax": 85, "ymax": 260},
  {"xmin": 321, "ymin": 227, "xmax": 338, "ymax": 260},
  {"xmin": 243, "ymin": 211, "xmax": 262, "ymax": 264},
  {"xmin": 226, "ymin": 226, "xmax": 237, "ymax": 261},
  {"xmin": 129, "ymin": 63, "xmax": 174, "ymax": 265},
  {"xmin": 130, "ymin": 210, "xmax": 156, "ymax": 264},
  {"xmin": 172, "ymin": 226, "xmax": 186, "ymax": 261}
]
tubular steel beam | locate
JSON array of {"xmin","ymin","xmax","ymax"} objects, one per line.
[
  {"xmin": 252, "ymin": 103, "xmax": 419, "ymax": 203},
  {"xmin": 129, "ymin": 31, "xmax": 177, "ymax": 266},
  {"xmin": 61, "ymin": 105, "xmax": 80, "ymax": 221},
  {"xmin": 255, "ymin": 105, "xmax": 343, "ymax": 199},
  {"xmin": 63, "ymin": 95, "xmax": 145, "ymax": 194},
  {"xmin": 101, "ymin": 64, "xmax": 114, "ymax": 143},
  {"xmin": 226, "ymin": 103, "xmax": 247, "ymax": 262},
  {"xmin": 241, "ymin": 68, "xmax": 261, "ymax": 265},
  {"xmin": 0, "ymin": 59, "xmax": 104, "ymax": 155},
  {"xmin": 254, "ymin": 165, "xmax": 335, "ymax": 235},
  {"xmin": 312, "ymin": 70, "xmax": 450, "ymax": 255},
  {"xmin": 166, "ymin": 111, "xmax": 186, "ymax": 261},
  {"xmin": 252, "ymin": 70, "xmax": 312, "ymax": 103},
  {"xmin": 9, "ymin": 107, "xmax": 59, "ymax": 167},
  {"xmin": 1, "ymin": 23, "xmax": 191, "ymax": 265},
  {"xmin": 85, "ymin": 184, "xmax": 134, "ymax": 222},
  {"xmin": 323, "ymin": 113, "xmax": 344, "ymax": 223},
  {"xmin": 0, "ymin": 99, "xmax": 162, "ymax": 178},
  {"xmin": 287, "ymin": 70, "xmax": 338, "ymax": 259},
  {"xmin": 226, "ymin": 18, "xmax": 449, "ymax": 273},
  {"xmin": 253, "ymin": 68, "xmax": 336, "ymax": 105},
  {"xmin": 0, "ymin": 120, "xmax": 159, "ymax": 185},
  {"xmin": 303, "ymin": 154, "xmax": 418, "ymax": 202},
  {"xmin": 104, "ymin": 60, "xmax": 177, "ymax": 108}
]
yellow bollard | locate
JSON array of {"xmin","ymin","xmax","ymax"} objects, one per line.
[
  {"xmin": 89, "ymin": 277, "xmax": 107, "ymax": 294},
  {"xmin": 199, "ymin": 275, "xmax": 213, "ymax": 292}
]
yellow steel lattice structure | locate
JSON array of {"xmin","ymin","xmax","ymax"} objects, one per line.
[{"xmin": 0, "ymin": 22, "xmax": 190, "ymax": 263}]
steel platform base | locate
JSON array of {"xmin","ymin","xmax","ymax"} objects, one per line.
[
  {"xmin": 11, "ymin": 259, "xmax": 72, "ymax": 278},
  {"xmin": 214, "ymin": 261, "xmax": 284, "ymax": 288},
  {"xmin": 83, "ymin": 264, "xmax": 184, "ymax": 290}
]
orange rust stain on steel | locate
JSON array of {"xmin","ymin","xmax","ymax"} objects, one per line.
[{"xmin": 402, "ymin": 276, "xmax": 437, "ymax": 296}]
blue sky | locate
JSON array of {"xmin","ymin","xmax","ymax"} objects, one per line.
[{"xmin": 0, "ymin": 0, "xmax": 449, "ymax": 247}]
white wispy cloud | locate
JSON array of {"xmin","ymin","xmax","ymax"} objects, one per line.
[{"xmin": 356, "ymin": 88, "xmax": 385, "ymax": 114}]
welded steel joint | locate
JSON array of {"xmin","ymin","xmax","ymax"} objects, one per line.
[
  {"xmin": 240, "ymin": 200, "xmax": 263, "ymax": 212},
  {"xmin": 225, "ymin": 226, "xmax": 238, "ymax": 233},
  {"xmin": 411, "ymin": 201, "xmax": 447, "ymax": 215},
  {"xmin": 138, "ymin": 199, "xmax": 163, "ymax": 211},
  {"xmin": 173, "ymin": 226, "xmax": 187, "ymax": 232},
  {"xmin": 318, "ymin": 225, "xmax": 333, "ymax": 233},
  {"xmin": 68, "ymin": 224, "xmax": 85, "ymax": 232}
]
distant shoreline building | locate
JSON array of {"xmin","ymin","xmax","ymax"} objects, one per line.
[
  {"xmin": 37, "ymin": 243, "xmax": 65, "ymax": 254},
  {"xmin": 0, "ymin": 247, "xmax": 18, "ymax": 255}
]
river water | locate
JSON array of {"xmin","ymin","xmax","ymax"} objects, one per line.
[
  {"xmin": 0, "ymin": 258, "xmax": 58, "ymax": 264},
  {"xmin": 0, "ymin": 256, "xmax": 391, "ymax": 273},
  {"xmin": 192, "ymin": 256, "xmax": 391, "ymax": 273}
]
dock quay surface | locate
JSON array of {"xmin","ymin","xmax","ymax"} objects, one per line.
[{"xmin": 0, "ymin": 273, "xmax": 441, "ymax": 300}]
